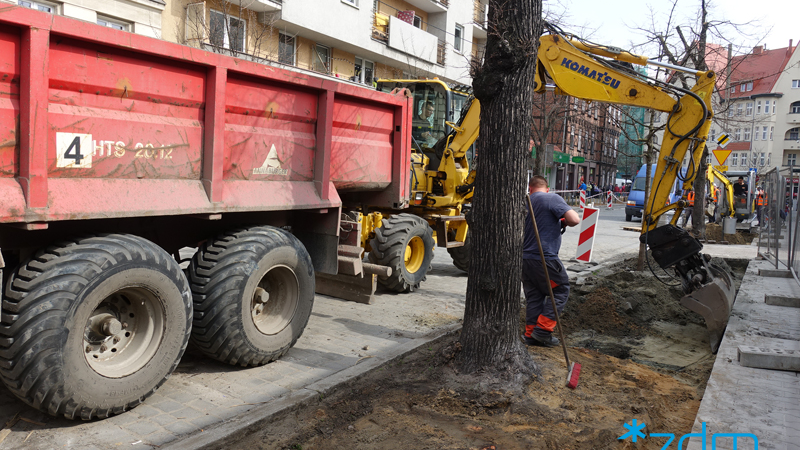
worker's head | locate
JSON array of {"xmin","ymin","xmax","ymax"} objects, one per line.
[
  {"xmin": 420, "ymin": 101, "xmax": 434, "ymax": 119},
  {"xmin": 529, "ymin": 175, "xmax": 549, "ymax": 193},
  {"xmin": 738, "ymin": 176, "xmax": 745, "ymax": 183}
]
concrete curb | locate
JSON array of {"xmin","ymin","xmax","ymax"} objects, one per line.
[{"xmin": 163, "ymin": 323, "xmax": 463, "ymax": 450}]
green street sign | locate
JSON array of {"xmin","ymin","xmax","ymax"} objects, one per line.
[
  {"xmin": 553, "ymin": 151, "xmax": 570, "ymax": 164},
  {"xmin": 572, "ymin": 156, "xmax": 585, "ymax": 163}
]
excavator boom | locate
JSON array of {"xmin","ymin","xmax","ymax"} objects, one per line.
[{"xmin": 536, "ymin": 28, "xmax": 734, "ymax": 352}]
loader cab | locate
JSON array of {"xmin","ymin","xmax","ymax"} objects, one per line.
[{"xmin": 376, "ymin": 79, "xmax": 472, "ymax": 157}]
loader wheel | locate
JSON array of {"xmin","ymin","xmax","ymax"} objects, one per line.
[
  {"xmin": 0, "ymin": 234, "xmax": 192, "ymax": 420},
  {"xmin": 368, "ymin": 214, "xmax": 434, "ymax": 292},
  {"xmin": 188, "ymin": 226, "xmax": 314, "ymax": 366},
  {"xmin": 447, "ymin": 231, "xmax": 471, "ymax": 273}
]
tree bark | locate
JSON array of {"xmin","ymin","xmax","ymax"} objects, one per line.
[{"xmin": 457, "ymin": 0, "xmax": 541, "ymax": 380}]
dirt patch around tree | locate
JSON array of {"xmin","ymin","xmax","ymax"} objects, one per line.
[{"xmin": 232, "ymin": 258, "xmax": 747, "ymax": 450}]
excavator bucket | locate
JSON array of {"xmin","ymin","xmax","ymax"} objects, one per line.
[{"xmin": 678, "ymin": 263, "xmax": 735, "ymax": 353}]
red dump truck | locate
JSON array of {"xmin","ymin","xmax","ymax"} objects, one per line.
[{"xmin": 0, "ymin": 6, "xmax": 410, "ymax": 419}]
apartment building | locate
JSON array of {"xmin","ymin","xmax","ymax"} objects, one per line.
[
  {"xmin": 8, "ymin": 0, "xmax": 486, "ymax": 86},
  {"xmin": 533, "ymin": 91, "xmax": 621, "ymax": 191},
  {"xmin": 711, "ymin": 42, "xmax": 799, "ymax": 177}
]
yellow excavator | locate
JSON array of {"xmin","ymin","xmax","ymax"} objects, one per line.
[
  {"xmin": 707, "ymin": 165, "xmax": 736, "ymax": 221},
  {"xmin": 535, "ymin": 24, "xmax": 734, "ymax": 352}
]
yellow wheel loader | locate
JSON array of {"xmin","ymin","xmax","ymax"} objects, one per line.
[{"xmin": 535, "ymin": 23, "xmax": 735, "ymax": 352}]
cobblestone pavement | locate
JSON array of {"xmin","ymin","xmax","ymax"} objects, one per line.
[{"xmin": 0, "ymin": 214, "xmax": 763, "ymax": 449}]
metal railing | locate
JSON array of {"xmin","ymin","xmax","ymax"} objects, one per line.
[{"xmin": 757, "ymin": 164, "xmax": 800, "ymax": 286}]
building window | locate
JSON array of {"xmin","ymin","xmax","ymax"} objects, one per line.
[
  {"xmin": 342, "ymin": 0, "xmax": 358, "ymax": 6},
  {"xmin": 732, "ymin": 153, "xmax": 738, "ymax": 166},
  {"xmin": 313, "ymin": 45, "xmax": 331, "ymax": 74},
  {"xmin": 454, "ymin": 24, "xmax": 464, "ymax": 53},
  {"xmin": 791, "ymin": 101, "xmax": 800, "ymax": 114},
  {"xmin": 746, "ymin": 102, "xmax": 753, "ymax": 116},
  {"xmin": 760, "ymin": 152, "xmax": 765, "ymax": 166},
  {"xmin": 730, "ymin": 86, "xmax": 736, "ymax": 94},
  {"xmin": 788, "ymin": 154, "xmax": 797, "ymax": 166},
  {"xmin": 764, "ymin": 100, "xmax": 770, "ymax": 113},
  {"xmin": 740, "ymin": 84, "xmax": 746, "ymax": 93},
  {"xmin": 354, "ymin": 57, "xmax": 374, "ymax": 85},
  {"xmin": 746, "ymin": 82, "xmax": 753, "ymax": 91},
  {"xmin": 736, "ymin": 104, "xmax": 743, "ymax": 116},
  {"xmin": 773, "ymin": 102, "xmax": 776, "ymax": 114},
  {"xmin": 18, "ymin": 0, "xmax": 56, "ymax": 12},
  {"xmin": 756, "ymin": 100, "xmax": 761, "ymax": 114},
  {"xmin": 97, "ymin": 16, "xmax": 128, "ymax": 31},
  {"xmin": 770, "ymin": 126, "xmax": 774, "ymax": 140},
  {"xmin": 762, "ymin": 126, "xmax": 768, "ymax": 140},
  {"xmin": 734, "ymin": 128, "xmax": 741, "ymax": 141},
  {"xmin": 793, "ymin": 80, "xmax": 800, "ymax": 88},
  {"xmin": 789, "ymin": 128, "xmax": 800, "ymax": 141},
  {"xmin": 754, "ymin": 128, "xmax": 759, "ymax": 141},
  {"xmin": 279, "ymin": 33, "xmax": 296, "ymax": 65},
  {"xmin": 710, "ymin": 128, "xmax": 716, "ymax": 142},
  {"xmin": 744, "ymin": 127, "xmax": 751, "ymax": 141},
  {"xmin": 210, "ymin": 10, "xmax": 246, "ymax": 52}
]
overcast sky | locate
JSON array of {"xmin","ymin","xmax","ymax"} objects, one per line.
[{"xmin": 547, "ymin": 0, "xmax": 796, "ymax": 57}]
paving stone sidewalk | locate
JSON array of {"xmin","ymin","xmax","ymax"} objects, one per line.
[{"xmin": 687, "ymin": 259, "xmax": 800, "ymax": 450}]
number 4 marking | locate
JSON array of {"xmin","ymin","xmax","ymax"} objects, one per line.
[
  {"xmin": 56, "ymin": 132, "xmax": 92, "ymax": 168},
  {"xmin": 64, "ymin": 136, "xmax": 83, "ymax": 164}
]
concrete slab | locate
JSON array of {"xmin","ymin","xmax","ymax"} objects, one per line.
[
  {"xmin": 765, "ymin": 295, "xmax": 800, "ymax": 308},
  {"xmin": 738, "ymin": 346, "xmax": 800, "ymax": 371}
]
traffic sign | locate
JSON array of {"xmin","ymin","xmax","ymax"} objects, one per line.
[
  {"xmin": 716, "ymin": 133, "xmax": 730, "ymax": 148},
  {"xmin": 714, "ymin": 165, "xmax": 728, "ymax": 172},
  {"xmin": 712, "ymin": 149, "xmax": 731, "ymax": 165}
]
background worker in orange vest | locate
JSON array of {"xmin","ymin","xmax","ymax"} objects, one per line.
[
  {"xmin": 754, "ymin": 186, "xmax": 766, "ymax": 225},
  {"xmin": 681, "ymin": 189, "xmax": 695, "ymax": 227}
]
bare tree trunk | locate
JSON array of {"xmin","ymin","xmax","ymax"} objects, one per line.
[
  {"xmin": 690, "ymin": 0, "xmax": 710, "ymax": 237},
  {"xmin": 457, "ymin": 0, "xmax": 541, "ymax": 380}
]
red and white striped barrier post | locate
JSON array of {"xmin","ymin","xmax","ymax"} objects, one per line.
[
  {"xmin": 607, "ymin": 191, "xmax": 613, "ymax": 209},
  {"xmin": 579, "ymin": 190, "xmax": 586, "ymax": 209},
  {"xmin": 576, "ymin": 207, "xmax": 599, "ymax": 263}
]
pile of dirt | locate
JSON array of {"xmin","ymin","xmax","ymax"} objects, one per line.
[
  {"xmin": 231, "ymin": 258, "xmax": 748, "ymax": 449},
  {"xmin": 703, "ymin": 223, "xmax": 756, "ymax": 244}
]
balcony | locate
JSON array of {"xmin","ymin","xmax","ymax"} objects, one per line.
[
  {"xmin": 246, "ymin": 0, "xmax": 282, "ymax": 13},
  {"xmin": 472, "ymin": 0, "xmax": 487, "ymax": 39},
  {"xmin": 788, "ymin": 113, "xmax": 800, "ymax": 125},
  {"xmin": 403, "ymin": 0, "xmax": 448, "ymax": 13},
  {"xmin": 373, "ymin": 14, "xmax": 440, "ymax": 65}
]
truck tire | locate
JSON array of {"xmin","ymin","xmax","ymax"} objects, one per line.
[
  {"xmin": 625, "ymin": 214, "xmax": 632, "ymax": 222},
  {"xmin": 368, "ymin": 214, "xmax": 434, "ymax": 292},
  {"xmin": 0, "ymin": 234, "xmax": 192, "ymax": 420},
  {"xmin": 188, "ymin": 226, "xmax": 314, "ymax": 366},
  {"xmin": 447, "ymin": 231, "xmax": 471, "ymax": 272}
]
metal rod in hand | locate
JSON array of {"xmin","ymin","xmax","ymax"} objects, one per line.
[{"xmin": 525, "ymin": 194, "xmax": 571, "ymax": 368}]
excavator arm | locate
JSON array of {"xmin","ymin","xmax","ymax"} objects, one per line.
[
  {"xmin": 535, "ymin": 30, "xmax": 733, "ymax": 352},
  {"xmin": 707, "ymin": 165, "xmax": 735, "ymax": 218}
]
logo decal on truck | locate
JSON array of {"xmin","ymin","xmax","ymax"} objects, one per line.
[{"xmin": 253, "ymin": 145, "xmax": 288, "ymax": 175}]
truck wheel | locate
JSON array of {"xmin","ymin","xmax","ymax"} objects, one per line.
[
  {"xmin": 368, "ymin": 214, "xmax": 434, "ymax": 292},
  {"xmin": 0, "ymin": 234, "xmax": 192, "ymax": 420},
  {"xmin": 188, "ymin": 226, "xmax": 314, "ymax": 366},
  {"xmin": 625, "ymin": 214, "xmax": 632, "ymax": 222},
  {"xmin": 447, "ymin": 231, "xmax": 471, "ymax": 272}
]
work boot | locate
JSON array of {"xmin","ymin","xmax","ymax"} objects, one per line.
[{"xmin": 522, "ymin": 334, "xmax": 559, "ymax": 348}]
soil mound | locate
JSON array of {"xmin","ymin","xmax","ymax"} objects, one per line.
[{"xmin": 703, "ymin": 223, "xmax": 756, "ymax": 244}]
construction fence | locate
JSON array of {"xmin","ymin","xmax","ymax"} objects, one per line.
[{"xmin": 757, "ymin": 165, "xmax": 800, "ymax": 287}]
